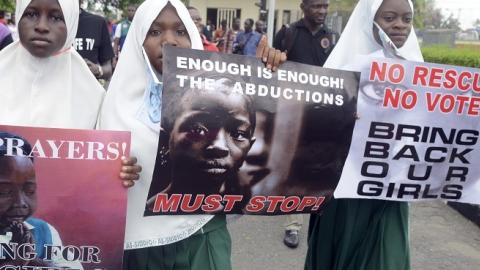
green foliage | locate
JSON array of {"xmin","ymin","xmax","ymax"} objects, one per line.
[
  {"xmin": 87, "ymin": 0, "xmax": 189, "ymax": 10},
  {"xmin": 0, "ymin": 0, "xmax": 14, "ymax": 12},
  {"xmin": 422, "ymin": 45, "xmax": 480, "ymax": 68}
]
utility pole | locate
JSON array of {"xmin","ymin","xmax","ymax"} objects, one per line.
[{"xmin": 267, "ymin": 0, "xmax": 276, "ymax": 45}]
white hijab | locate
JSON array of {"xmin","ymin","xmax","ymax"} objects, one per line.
[
  {"xmin": 324, "ymin": 0, "xmax": 423, "ymax": 69},
  {"xmin": 99, "ymin": 0, "xmax": 211, "ymax": 248},
  {"xmin": 0, "ymin": 0, "xmax": 104, "ymax": 129}
]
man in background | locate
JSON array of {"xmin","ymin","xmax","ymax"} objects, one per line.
[
  {"xmin": 255, "ymin": 20, "xmax": 266, "ymax": 35},
  {"xmin": 222, "ymin": 17, "xmax": 242, "ymax": 54},
  {"xmin": 214, "ymin": 19, "xmax": 229, "ymax": 52},
  {"xmin": 188, "ymin": 6, "xmax": 219, "ymax": 52},
  {"xmin": 114, "ymin": 4, "xmax": 137, "ymax": 59},
  {"xmin": 0, "ymin": 10, "xmax": 6, "ymax": 25},
  {"xmin": 233, "ymin": 18, "xmax": 261, "ymax": 56},
  {"xmin": 75, "ymin": 0, "xmax": 114, "ymax": 81}
]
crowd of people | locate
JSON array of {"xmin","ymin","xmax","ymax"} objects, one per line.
[{"xmin": 0, "ymin": 0, "xmax": 423, "ymax": 269}]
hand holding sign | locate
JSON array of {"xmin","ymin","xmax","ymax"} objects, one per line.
[{"xmin": 256, "ymin": 35, "xmax": 286, "ymax": 72}]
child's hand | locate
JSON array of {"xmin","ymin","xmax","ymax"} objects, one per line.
[
  {"xmin": 9, "ymin": 221, "xmax": 33, "ymax": 245},
  {"xmin": 120, "ymin": 157, "xmax": 142, "ymax": 188},
  {"xmin": 256, "ymin": 35, "xmax": 286, "ymax": 72}
]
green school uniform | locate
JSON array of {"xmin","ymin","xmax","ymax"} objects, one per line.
[
  {"xmin": 305, "ymin": 199, "xmax": 410, "ymax": 270},
  {"xmin": 123, "ymin": 215, "xmax": 231, "ymax": 270}
]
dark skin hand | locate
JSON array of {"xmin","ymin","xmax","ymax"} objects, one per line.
[
  {"xmin": 121, "ymin": 157, "xmax": 142, "ymax": 188},
  {"xmin": 256, "ymin": 35, "xmax": 287, "ymax": 72},
  {"xmin": 84, "ymin": 58, "xmax": 113, "ymax": 80},
  {"xmin": 0, "ymin": 222, "xmax": 54, "ymax": 267}
]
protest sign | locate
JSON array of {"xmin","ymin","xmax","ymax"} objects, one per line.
[
  {"xmin": 335, "ymin": 57, "xmax": 480, "ymax": 205},
  {"xmin": 145, "ymin": 46, "xmax": 359, "ymax": 215},
  {"xmin": 0, "ymin": 125, "xmax": 130, "ymax": 269}
]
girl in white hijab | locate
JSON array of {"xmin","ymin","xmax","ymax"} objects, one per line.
[
  {"xmin": 0, "ymin": 0, "xmax": 139, "ymax": 183},
  {"xmin": 305, "ymin": 0, "xmax": 422, "ymax": 270},
  {"xmin": 0, "ymin": 0, "xmax": 104, "ymax": 129},
  {"xmin": 99, "ymin": 0, "xmax": 231, "ymax": 269}
]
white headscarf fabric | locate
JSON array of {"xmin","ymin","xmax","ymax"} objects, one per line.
[
  {"xmin": 99, "ymin": 0, "xmax": 211, "ymax": 248},
  {"xmin": 0, "ymin": 0, "xmax": 104, "ymax": 129},
  {"xmin": 324, "ymin": 0, "xmax": 423, "ymax": 69}
]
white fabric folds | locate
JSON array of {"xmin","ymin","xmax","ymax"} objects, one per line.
[{"xmin": 99, "ymin": 0, "xmax": 211, "ymax": 248}]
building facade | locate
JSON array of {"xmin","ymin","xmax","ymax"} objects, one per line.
[{"xmin": 189, "ymin": 0, "xmax": 303, "ymax": 36}]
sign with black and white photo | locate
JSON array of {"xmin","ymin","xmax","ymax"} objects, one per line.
[{"xmin": 145, "ymin": 46, "xmax": 359, "ymax": 215}]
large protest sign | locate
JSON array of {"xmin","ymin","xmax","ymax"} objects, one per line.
[
  {"xmin": 0, "ymin": 125, "xmax": 130, "ymax": 269},
  {"xmin": 335, "ymin": 57, "xmax": 480, "ymax": 205},
  {"xmin": 145, "ymin": 46, "xmax": 359, "ymax": 215}
]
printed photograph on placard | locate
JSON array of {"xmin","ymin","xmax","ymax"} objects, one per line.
[
  {"xmin": 144, "ymin": 46, "xmax": 359, "ymax": 215},
  {"xmin": 0, "ymin": 125, "xmax": 130, "ymax": 269}
]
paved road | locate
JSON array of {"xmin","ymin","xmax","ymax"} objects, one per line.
[{"xmin": 229, "ymin": 201, "xmax": 480, "ymax": 270}]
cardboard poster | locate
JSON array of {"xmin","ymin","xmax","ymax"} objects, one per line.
[
  {"xmin": 0, "ymin": 125, "xmax": 130, "ymax": 269},
  {"xmin": 145, "ymin": 46, "xmax": 359, "ymax": 215},
  {"xmin": 335, "ymin": 57, "xmax": 480, "ymax": 205}
]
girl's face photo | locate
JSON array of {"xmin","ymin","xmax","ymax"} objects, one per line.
[
  {"xmin": 0, "ymin": 156, "xmax": 37, "ymax": 228},
  {"xmin": 18, "ymin": 0, "xmax": 67, "ymax": 58},
  {"xmin": 143, "ymin": 3, "xmax": 192, "ymax": 74},
  {"xmin": 168, "ymin": 89, "xmax": 254, "ymax": 190},
  {"xmin": 374, "ymin": 0, "xmax": 412, "ymax": 48}
]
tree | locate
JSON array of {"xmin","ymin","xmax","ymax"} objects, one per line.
[
  {"xmin": 422, "ymin": 0, "xmax": 444, "ymax": 29},
  {"xmin": 0, "ymin": 0, "xmax": 14, "ymax": 12},
  {"xmin": 473, "ymin": 19, "xmax": 480, "ymax": 28},
  {"xmin": 441, "ymin": 13, "xmax": 461, "ymax": 30},
  {"xmin": 413, "ymin": 0, "xmax": 426, "ymax": 29},
  {"xmin": 86, "ymin": 0, "xmax": 189, "ymax": 10}
]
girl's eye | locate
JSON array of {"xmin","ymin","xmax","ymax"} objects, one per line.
[
  {"xmin": 231, "ymin": 130, "xmax": 249, "ymax": 142},
  {"xmin": 50, "ymin": 15, "xmax": 64, "ymax": 22},
  {"xmin": 149, "ymin": 30, "xmax": 161, "ymax": 36},
  {"xmin": 403, "ymin": 17, "xmax": 412, "ymax": 23},
  {"xmin": 24, "ymin": 11, "xmax": 38, "ymax": 19},
  {"xmin": 24, "ymin": 185, "xmax": 36, "ymax": 196},
  {"xmin": 177, "ymin": 29, "xmax": 188, "ymax": 36},
  {"xmin": 0, "ymin": 188, "xmax": 13, "ymax": 197},
  {"xmin": 24, "ymin": 190, "xmax": 36, "ymax": 196},
  {"xmin": 187, "ymin": 124, "xmax": 209, "ymax": 140},
  {"xmin": 383, "ymin": 16, "xmax": 394, "ymax": 22}
]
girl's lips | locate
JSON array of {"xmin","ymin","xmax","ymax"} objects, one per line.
[
  {"xmin": 31, "ymin": 39, "xmax": 51, "ymax": 47},
  {"xmin": 201, "ymin": 161, "xmax": 229, "ymax": 175}
]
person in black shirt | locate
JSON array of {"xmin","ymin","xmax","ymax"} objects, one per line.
[
  {"xmin": 272, "ymin": 0, "xmax": 338, "ymax": 249},
  {"xmin": 74, "ymin": 1, "xmax": 114, "ymax": 81},
  {"xmin": 273, "ymin": 0, "xmax": 337, "ymax": 67}
]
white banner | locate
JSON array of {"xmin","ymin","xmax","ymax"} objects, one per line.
[{"xmin": 335, "ymin": 57, "xmax": 480, "ymax": 205}]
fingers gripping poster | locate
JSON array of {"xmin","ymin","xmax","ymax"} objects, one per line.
[
  {"xmin": 0, "ymin": 125, "xmax": 130, "ymax": 269},
  {"xmin": 146, "ymin": 46, "xmax": 359, "ymax": 215},
  {"xmin": 335, "ymin": 57, "xmax": 480, "ymax": 205}
]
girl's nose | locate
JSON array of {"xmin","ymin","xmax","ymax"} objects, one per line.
[
  {"xmin": 206, "ymin": 129, "xmax": 229, "ymax": 158},
  {"xmin": 161, "ymin": 31, "xmax": 179, "ymax": 47},
  {"xmin": 12, "ymin": 190, "xmax": 28, "ymax": 208},
  {"xmin": 34, "ymin": 16, "xmax": 50, "ymax": 34}
]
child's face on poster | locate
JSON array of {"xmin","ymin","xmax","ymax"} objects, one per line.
[
  {"xmin": 18, "ymin": 0, "xmax": 68, "ymax": 58},
  {"xmin": 0, "ymin": 156, "xmax": 37, "ymax": 228},
  {"xmin": 168, "ymin": 90, "xmax": 254, "ymax": 189}
]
